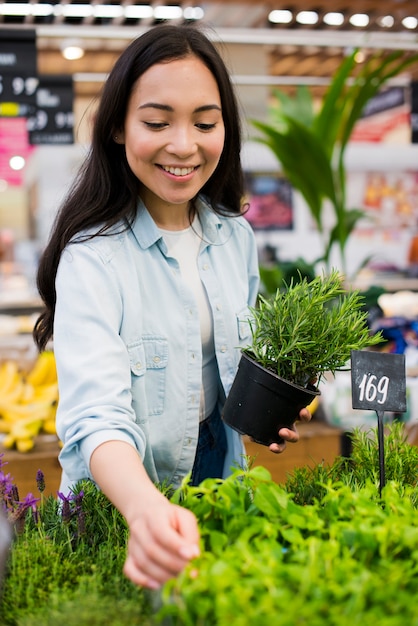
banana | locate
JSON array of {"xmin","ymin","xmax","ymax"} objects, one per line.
[
  {"xmin": 10, "ymin": 416, "xmax": 44, "ymax": 440},
  {"xmin": 0, "ymin": 398, "xmax": 54, "ymax": 423},
  {"xmin": 0, "ymin": 360, "xmax": 23, "ymax": 398},
  {"xmin": 16, "ymin": 438, "xmax": 35, "ymax": 453},
  {"xmin": 26, "ymin": 351, "xmax": 57, "ymax": 387}
]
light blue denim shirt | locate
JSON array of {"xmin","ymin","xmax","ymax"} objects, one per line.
[{"xmin": 54, "ymin": 195, "xmax": 260, "ymax": 492}]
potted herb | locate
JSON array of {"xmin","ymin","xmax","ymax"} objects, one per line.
[{"xmin": 222, "ymin": 270, "xmax": 383, "ymax": 445}]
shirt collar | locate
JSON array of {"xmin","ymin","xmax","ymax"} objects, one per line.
[{"xmin": 129, "ymin": 195, "xmax": 224, "ymax": 250}]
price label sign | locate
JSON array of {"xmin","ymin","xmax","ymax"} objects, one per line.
[{"xmin": 351, "ymin": 350, "xmax": 407, "ymax": 413}]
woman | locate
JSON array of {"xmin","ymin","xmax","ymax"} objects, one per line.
[{"xmin": 34, "ymin": 24, "xmax": 310, "ymax": 590}]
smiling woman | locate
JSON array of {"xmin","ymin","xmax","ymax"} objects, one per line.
[{"xmin": 32, "ymin": 24, "xmax": 311, "ymax": 592}]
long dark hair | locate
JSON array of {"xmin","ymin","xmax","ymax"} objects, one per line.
[{"xmin": 33, "ymin": 24, "xmax": 245, "ymax": 351}]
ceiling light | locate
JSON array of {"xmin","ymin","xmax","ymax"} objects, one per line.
[
  {"xmin": 94, "ymin": 5, "xmax": 124, "ymax": 19},
  {"xmin": 377, "ymin": 15, "xmax": 395, "ymax": 28},
  {"xmin": 349, "ymin": 14, "xmax": 370, "ymax": 28},
  {"xmin": 61, "ymin": 41, "xmax": 85, "ymax": 61},
  {"xmin": 0, "ymin": 3, "xmax": 30, "ymax": 16},
  {"xmin": 124, "ymin": 5, "xmax": 154, "ymax": 19},
  {"xmin": 183, "ymin": 6, "xmax": 204, "ymax": 20},
  {"xmin": 268, "ymin": 10, "xmax": 293, "ymax": 24},
  {"xmin": 402, "ymin": 16, "xmax": 418, "ymax": 29},
  {"xmin": 54, "ymin": 4, "xmax": 93, "ymax": 18},
  {"xmin": 296, "ymin": 11, "xmax": 319, "ymax": 25},
  {"xmin": 9, "ymin": 156, "xmax": 25, "ymax": 172},
  {"xmin": 153, "ymin": 6, "xmax": 183, "ymax": 20},
  {"xmin": 323, "ymin": 12, "xmax": 344, "ymax": 27}
]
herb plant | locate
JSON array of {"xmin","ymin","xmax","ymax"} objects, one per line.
[
  {"xmin": 2, "ymin": 424, "xmax": 418, "ymax": 625},
  {"xmin": 244, "ymin": 269, "xmax": 382, "ymax": 387}
]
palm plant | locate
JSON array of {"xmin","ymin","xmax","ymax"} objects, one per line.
[{"xmin": 252, "ymin": 49, "xmax": 418, "ymax": 274}]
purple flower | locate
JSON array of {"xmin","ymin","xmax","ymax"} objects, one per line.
[{"xmin": 36, "ymin": 469, "xmax": 45, "ymax": 494}]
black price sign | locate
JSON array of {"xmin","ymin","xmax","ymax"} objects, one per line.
[
  {"xmin": 28, "ymin": 75, "xmax": 74, "ymax": 145},
  {"xmin": 351, "ymin": 350, "xmax": 407, "ymax": 413},
  {"xmin": 0, "ymin": 28, "xmax": 38, "ymax": 115}
]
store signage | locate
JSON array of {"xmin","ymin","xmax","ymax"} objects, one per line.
[
  {"xmin": 28, "ymin": 75, "xmax": 74, "ymax": 145},
  {"xmin": 0, "ymin": 28, "xmax": 39, "ymax": 116},
  {"xmin": 351, "ymin": 349, "xmax": 406, "ymax": 413}
]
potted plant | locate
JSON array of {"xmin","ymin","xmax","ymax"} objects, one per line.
[
  {"xmin": 222, "ymin": 270, "xmax": 383, "ymax": 445},
  {"xmin": 252, "ymin": 49, "xmax": 418, "ymax": 275}
]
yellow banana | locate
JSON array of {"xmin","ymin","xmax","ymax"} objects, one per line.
[
  {"xmin": 10, "ymin": 416, "xmax": 44, "ymax": 440},
  {"xmin": 30, "ymin": 382, "xmax": 59, "ymax": 404},
  {"xmin": 0, "ymin": 361, "xmax": 23, "ymax": 399},
  {"xmin": 26, "ymin": 351, "xmax": 57, "ymax": 387},
  {"xmin": 0, "ymin": 398, "xmax": 53, "ymax": 423},
  {"xmin": 16, "ymin": 438, "xmax": 35, "ymax": 453}
]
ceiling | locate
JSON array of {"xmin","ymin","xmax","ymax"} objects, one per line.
[{"xmin": 1, "ymin": 0, "xmax": 418, "ymax": 100}]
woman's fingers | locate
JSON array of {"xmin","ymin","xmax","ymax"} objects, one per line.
[{"xmin": 123, "ymin": 503, "xmax": 200, "ymax": 589}]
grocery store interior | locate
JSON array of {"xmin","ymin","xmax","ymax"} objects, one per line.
[{"xmin": 1, "ymin": 0, "xmax": 418, "ymax": 494}]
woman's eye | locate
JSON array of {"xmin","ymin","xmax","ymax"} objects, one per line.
[
  {"xmin": 196, "ymin": 123, "xmax": 216, "ymax": 131},
  {"xmin": 144, "ymin": 122, "xmax": 167, "ymax": 130}
]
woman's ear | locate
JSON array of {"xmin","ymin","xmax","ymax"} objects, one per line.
[{"xmin": 113, "ymin": 131, "xmax": 125, "ymax": 144}]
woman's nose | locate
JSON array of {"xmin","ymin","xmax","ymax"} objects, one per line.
[{"xmin": 166, "ymin": 127, "xmax": 197, "ymax": 156}]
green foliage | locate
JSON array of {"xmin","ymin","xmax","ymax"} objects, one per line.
[
  {"xmin": 2, "ymin": 424, "xmax": 418, "ymax": 625},
  {"xmin": 161, "ymin": 427, "xmax": 418, "ymax": 625},
  {"xmin": 285, "ymin": 422, "xmax": 418, "ymax": 505},
  {"xmin": 244, "ymin": 269, "xmax": 382, "ymax": 386},
  {"xmin": 252, "ymin": 49, "xmax": 418, "ymax": 274}
]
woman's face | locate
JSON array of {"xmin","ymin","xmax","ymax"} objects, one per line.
[{"xmin": 116, "ymin": 55, "xmax": 225, "ymax": 226}]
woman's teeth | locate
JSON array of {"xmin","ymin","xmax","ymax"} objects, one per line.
[{"xmin": 162, "ymin": 166, "xmax": 195, "ymax": 176}]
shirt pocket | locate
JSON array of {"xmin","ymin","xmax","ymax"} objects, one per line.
[
  {"xmin": 127, "ymin": 336, "xmax": 168, "ymax": 416},
  {"xmin": 236, "ymin": 306, "xmax": 253, "ymax": 345}
]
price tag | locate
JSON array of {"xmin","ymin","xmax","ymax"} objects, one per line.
[{"xmin": 351, "ymin": 350, "xmax": 407, "ymax": 413}]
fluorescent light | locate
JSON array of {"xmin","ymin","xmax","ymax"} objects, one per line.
[
  {"xmin": 153, "ymin": 6, "xmax": 183, "ymax": 20},
  {"xmin": 323, "ymin": 12, "xmax": 344, "ymax": 27},
  {"xmin": 94, "ymin": 5, "xmax": 124, "ymax": 19},
  {"xmin": 124, "ymin": 5, "xmax": 154, "ymax": 19},
  {"xmin": 54, "ymin": 4, "xmax": 94, "ymax": 18},
  {"xmin": 350, "ymin": 14, "xmax": 370, "ymax": 27},
  {"xmin": 296, "ymin": 11, "xmax": 319, "ymax": 25},
  {"xmin": 268, "ymin": 10, "xmax": 293, "ymax": 24},
  {"xmin": 0, "ymin": 3, "xmax": 30, "ymax": 16}
]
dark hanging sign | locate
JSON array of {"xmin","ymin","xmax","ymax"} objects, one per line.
[
  {"xmin": 0, "ymin": 28, "xmax": 39, "ymax": 116},
  {"xmin": 28, "ymin": 75, "xmax": 74, "ymax": 145}
]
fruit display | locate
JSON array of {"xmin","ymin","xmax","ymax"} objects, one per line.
[{"xmin": 0, "ymin": 351, "xmax": 58, "ymax": 453}]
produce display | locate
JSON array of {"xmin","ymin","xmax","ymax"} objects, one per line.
[{"xmin": 0, "ymin": 351, "xmax": 58, "ymax": 452}]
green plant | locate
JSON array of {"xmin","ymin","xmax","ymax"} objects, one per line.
[
  {"xmin": 252, "ymin": 49, "xmax": 418, "ymax": 274},
  {"xmin": 244, "ymin": 269, "xmax": 382, "ymax": 386},
  {"xmin": 2, "ymin": 424, "xmax": 418, "ymax": 625}
]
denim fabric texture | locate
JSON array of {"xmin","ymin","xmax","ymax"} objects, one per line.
[{"xmin": 54, "ymin": 195, "xmax": 259, "ymax": 493}]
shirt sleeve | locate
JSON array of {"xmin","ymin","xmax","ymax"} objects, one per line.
[{"xmin": 54, "ymin": 240, "xmax": 147, "ymax": 484}]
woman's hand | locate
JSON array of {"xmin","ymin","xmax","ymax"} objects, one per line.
[
  {"xmin": 90, "ymin": 440, "xmax": 200, "ymax": 590},
  {"xmin": 124, "ymin": 492, "xmax": 200, "ymax": 589},
  {"xmin": 268, "ymin": 406, "xmax": 312, "ymax": 454}
]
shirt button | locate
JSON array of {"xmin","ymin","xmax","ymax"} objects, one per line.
[
  {"xmin": 135, "ymin": 362, "xmax": 142, "ymax": 369},
  {"xmin": 202, "ymin": 263, "xmax": 209, "ymax": 270},
  {"xmin": 216, "ymin": 303, "xmax": 222, "ymax": 311},
  {"xmin": 153, "ymin": 356, "xmax": 161, "ymax": 364},
  {"xmin": 220, "ymin": 345, "xmax": 227, "ymax": 353}
]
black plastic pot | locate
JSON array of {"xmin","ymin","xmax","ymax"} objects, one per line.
[{"xmin": 222, "ymin": 352, "xmax": 321, "ymax": 446}]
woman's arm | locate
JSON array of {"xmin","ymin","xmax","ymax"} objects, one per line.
[{"xmin": 90, "ymin": 440, "xmax": 200, "ymax": 589}]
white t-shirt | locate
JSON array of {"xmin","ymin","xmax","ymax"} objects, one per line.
[{"xmin": 160, "ymin": 215, "xmax": 218, "ymax": 421}]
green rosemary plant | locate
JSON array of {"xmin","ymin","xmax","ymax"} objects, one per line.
[{"xmin": 243, "ymin": 269, "xmax": 383, "ymax": 387}]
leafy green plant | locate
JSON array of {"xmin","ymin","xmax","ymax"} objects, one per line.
[
  {"xmin": 244, "ymin": 269, "xmax": 382, "ymax": 386},
  {"xmin": 2, "ymin": 424, "xmax": 418, "ymax": 625},
  {"xmin": 252, "ymin": 49, "xmax": 418, "ymax": 274}
]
